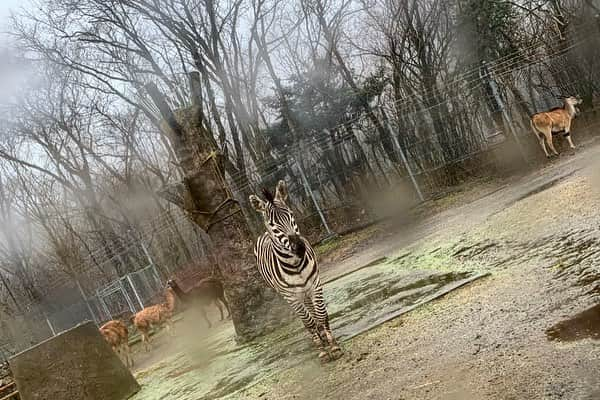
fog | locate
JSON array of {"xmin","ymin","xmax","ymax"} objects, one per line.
[{"xmin": 0, "ymin": 0, "xmax": 598, "ymax": 363}]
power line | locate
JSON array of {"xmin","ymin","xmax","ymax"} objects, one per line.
[
  {"xmin": 222, "ymin": 25, "xmax": 598, "ymax": 187},
  {"xmin": 227, "ymin": 32, "xmax": 597, "ymax": 190}
]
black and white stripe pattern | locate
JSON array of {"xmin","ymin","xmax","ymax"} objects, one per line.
[{"xmin": 250, "ymin": 181, "xmax": 342, "ymax": 361}]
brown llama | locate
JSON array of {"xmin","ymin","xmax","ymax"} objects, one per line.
[
  {"xmin": 167, "ymin": 277, "xmax": 230, "ymax": 328},
  {"xmin": 99, "ymin": 319, "xmax": 133, "ymax": 368},
  {"xmin": 130, "ymin": 286, "xmax": 177, "ymax": 352}
]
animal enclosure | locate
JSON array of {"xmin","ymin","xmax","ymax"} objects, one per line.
[{"xmin": 0, "ymin": 14, "xmax": 599, "ymax": 364}]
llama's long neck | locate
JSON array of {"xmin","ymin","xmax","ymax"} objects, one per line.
[
  {"xmin": 164, "ymin": 288, "xmax": 177, "ymax": 312},
  {"xmin": 564, "ymin": 101, "xmax": 577, "ymax": 118},
  {"xmin": 170, "ymin": 283, "xmax": 187, "ymax": 301}
]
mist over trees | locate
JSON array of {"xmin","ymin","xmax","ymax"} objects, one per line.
[{"xmin": 0, "ymin": 0, "xmax": 598, "ymax": 338}]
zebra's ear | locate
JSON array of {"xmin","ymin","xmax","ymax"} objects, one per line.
[
  {"xmin": 275, "ymin": 180, "xmax": 288, "ymax": 203},
  {"xmin": 249, "ymin": 195, "xmax": 266, "ymax": 212}
]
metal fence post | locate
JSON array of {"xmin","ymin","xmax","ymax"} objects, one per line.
[
  {"xmin": 397, "ymin": 144, "xmax": 424, "ymax": 202},
  {"xmin": 125, "ymin": 274, "xmax": 144, "ymax": 311},
  {"xmin": 387, "ymin": 121, "xmax": 425, "ymax": 202},
  {"xmin": 140, "ymin": 240, "xmax": 155, "ymax": 268},
  {"xmin": 150, "ymin": 264, "xmax": 163, "ymax": 288},
  {"xmin": 117, "ymin": 279, "xmax": 137, "ymax": 315},
  {"xmin": 45, "ymin": 314, "xmax": 56, "ymax": 336},
  {"xmin": 294, "ymin": 155, "xmax": 335, "ymax": 238},
  {"xmin": 146, "ymin": 238, "xmax": 172, "ymax": 277},
  {"xmin": 481, "ymin": 61, "xmax": 530, "ymax": 166},
  {"xmin": 96, "ymin": 292, "xmax": 111, "ymax": 321},
  {"xmin": 76, "ymin": 280, "xmax": 97, "ymax": 324}
]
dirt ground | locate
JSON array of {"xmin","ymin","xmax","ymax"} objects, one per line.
[
  {"xmin": 237, "ymin": 144, "xmax": 600, "ymax": 400},
  {"xmin": 131, "ymin": 141, "xmax": 600, "ymax": 400}
]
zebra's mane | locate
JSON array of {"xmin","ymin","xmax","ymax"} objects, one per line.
[{"xmin": 262, "ymin": 187, "xmax": 275, "ymax": 204}]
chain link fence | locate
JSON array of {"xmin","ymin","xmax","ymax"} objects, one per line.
[
  {"xmin": 0, "ymin": 207, "xmax": 215, "ymax": 360},
  {"xmin": 229, "ymin": 27, "xmax": 600, "ymax": 243},
  {"xmin": 1, "ymin": 26, "xmax": 600, "ymax": 361}
]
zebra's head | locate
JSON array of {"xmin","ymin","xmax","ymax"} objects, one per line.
[{"xmin": 249, "ymin": 180, "xmax": 305, "ymax": 256}]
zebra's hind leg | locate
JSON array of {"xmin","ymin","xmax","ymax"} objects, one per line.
[
  {"xmin": 289, "ymin": 299, "xmax": 329, "ymax": 361},
  {"xmin": 311, "ymin": 286, "xmax": 343, "ymax": 360}
]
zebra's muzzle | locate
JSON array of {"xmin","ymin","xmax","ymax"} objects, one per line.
[{"xmin": 288, "ymin": 234, "xmax": 306, "ymax": 257}]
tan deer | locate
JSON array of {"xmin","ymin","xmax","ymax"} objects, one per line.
[
  {"xmin": 99, "ymin": 319, "xmax": 133, "ymax": 368},
  {"xmin": 530, "ymin": 96, "xmax": 582, "ymax": 158},
  {"xmin": 130, "ymin": 287, "xmax": 177, "ymax": 352}
]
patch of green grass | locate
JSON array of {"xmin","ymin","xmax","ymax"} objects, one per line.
[{"xmin": 315, "ymin": 236, "xmax": 344, "ymax": 255}]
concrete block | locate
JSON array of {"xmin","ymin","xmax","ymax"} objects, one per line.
[{"xmin": 9, "ymin": 321, "xmax": 139, "ymax": 400}]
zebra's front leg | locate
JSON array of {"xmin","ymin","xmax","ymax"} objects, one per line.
[
  {"xmin": 289, "ymin": 299, "xmax": 329, "ymax": 361},
  {"xmin": 312, "ymin": 286, "xmax": 343, "ymax": 360}
]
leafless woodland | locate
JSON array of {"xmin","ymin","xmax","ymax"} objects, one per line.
[{"xmin": 0, "ymin": 0, "xmax": 599, "ymax": 356}]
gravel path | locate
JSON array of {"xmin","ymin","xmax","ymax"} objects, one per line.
[{"xmin": 240, "ymin": 144, "xmax": 600, "ymax": 400}]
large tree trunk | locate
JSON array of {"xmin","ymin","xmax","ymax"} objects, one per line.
[{"xmin": 145, "ymin": 75, "xmax": 291, "ymax": 342}]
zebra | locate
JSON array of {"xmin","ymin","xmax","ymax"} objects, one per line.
[{"xmin": 249, "ymin": 180, "xmax": 343, "ymax": 362}]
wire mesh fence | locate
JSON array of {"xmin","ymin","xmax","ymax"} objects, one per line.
[
  {"xmin": 227, "ymin": 24, "xmax": 600, "ymax": 244},
  {"xmin": 1, "ymin": 23, "xmax": 600, "ymax": 361},
  {"xmin": 0, "ymin": 207, "xmax": 217, "ymax": 360}
]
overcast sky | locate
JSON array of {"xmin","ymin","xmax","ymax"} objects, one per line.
[
  {"xmin": 0, "ymin": 0, "xmax": 26, "ymax": 42},
  {"xmin": 0, "ymin": 0, "xmax": 34, "ymax": 107},
  {"xmin": 0, "ymin": 0, "xmax": 22, "ymax": 19}
]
